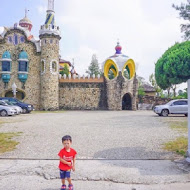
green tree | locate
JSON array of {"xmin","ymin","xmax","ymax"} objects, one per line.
[
  {"xmin": 155, "ymin": 41, "xmax": 190, "ymax": 90},
  {"xmin": 108, "ymin": 70, "xmax": 115, "ymax": 80},
  {"xmin": 86, "ymin": 54, "xmax": 102, "ymax": 77},
  {"xmin": 173, "ymin": 1, "xmax": 190, "ymax": 40},
  {"xmin": 60, "ymin": 64, "xmax": 70, "ymax": 77},
  {"xmin": 149, "ymin": 73, "xmax": 161, "ymax": 96},
  {"xmin": 137, "ymin": 76, "xmax": 145, "ymax": 103}
]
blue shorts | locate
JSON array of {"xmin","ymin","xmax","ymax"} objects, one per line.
[{"xmin": 60, "ymin": 170, "xmax": 71, "ymax": 179}]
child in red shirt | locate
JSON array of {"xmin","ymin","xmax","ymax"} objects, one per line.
[{"xmin": 58, "ymin": 135, "xmax": 77, "ymax": 190}]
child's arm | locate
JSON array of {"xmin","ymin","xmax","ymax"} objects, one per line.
[
  {"xmin": 60, "ymin": 157, "xmax": 72, "ymax": 166},
  {"xmin": 72, "ymin": 156, "xmax": 76, "ymax": 171}
]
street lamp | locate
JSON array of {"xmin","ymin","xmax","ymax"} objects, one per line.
[
  {"xmin": 12, "ymin": 82, "xmax": 17, "ymax": 98},
  {"xmin": 187, "ymin": 79, "xmax": 190, "ymax": 162}
]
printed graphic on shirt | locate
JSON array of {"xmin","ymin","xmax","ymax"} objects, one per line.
[{"xmin": 63, "ymin": 155, "xmax": 73, "ymax": 161}]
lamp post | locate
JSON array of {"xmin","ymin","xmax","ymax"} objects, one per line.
[
  {"xmin": 187, "ymin": 79, "xmax": 190, "ymax": 162},
  {"xmin": 12, "ymin": 82, "xmax": 17, "ymax": 98}
]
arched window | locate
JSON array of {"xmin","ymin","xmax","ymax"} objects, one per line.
[
  {"xmin": 18, "ymin": 51, "xmax": 29, "ymax": 72},
  {"xmin": 52, "ymin": 61, "xmax": 57, "ymax": 72},
  {"xmin": 50, "ymin": 60, "xmax": 58, "ymax": 74},
  {"xmin": 2, "ymin": 61, "xmax": 11, "ymax": 71},
  {"xmin": 20, "ymin": 36, "xmax": 25, "ymax": 43},
  {"xmin": 8, "ymin": 36, "xmax": 12, "ymax": 44},
  {"xmin": 1, "ymin": 51, "xmax": 12, "ymax": 72},
  {"xmin": 41, "ymin": 60, "xmax": 45, "ymax": 74},
  {"xmin": 13, "ymin": 34, "xmax": 18, "ymax": 45},
  {"xmin": 19, "ymin": 61, "xmax": 28, "ymax": 72}
]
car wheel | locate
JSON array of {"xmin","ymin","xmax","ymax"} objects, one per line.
[
  {"xmin": 22, "ymin": 108, "xmax": 28, "ymax": 114},
  {"xmin": 185, "ymin": 114, "xmax": 188, "ymax": 117},
  {"xmin": 161, "ymin": 109, "xmax": 169, "ymax": 117},
  {"xmin": 0, "ymin": 110, "xmax": 8, "ymax": 117}
]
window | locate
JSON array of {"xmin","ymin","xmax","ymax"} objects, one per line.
[
  {"xmin": 13, "ymin": 34, "xmax": 18, "ymax": 45},
  {"xmin": 50, "ymin": 39, "xmax": 53, "ymax": 44},
  {"xmin": 180, "ymin": 101, "xmax": 187, "ymax": 105},
  {"xmin": 173, "ymin": 101, "xmax": 187, "ymax": 106},
  {"xmin": 2, "ymin": 61, "xmax": 11, "ymax": 71},
  {"xmin": 19, "ymin": 61, "xmax": 28, "ymax": 72},
  {"xmin": 52, "ymin": 61, "xmax": 57, "ymax": 72},
  {"xmin": 41, "ymin": 60, "xmax": 45, "ymax": 74},
  {"xmin": 20, "ymin": 36, "xmax": 25, "ymax": 43},
  {"xmin": 173, "ymin": 101, "xmax": 180, "ymax": 105},
  {"xmin": 8, "ymin": 36, "xmax": 12, "ymax": 43}
]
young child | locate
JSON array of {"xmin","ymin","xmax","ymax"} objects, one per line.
[{"xmin": 58, "ymin": 135, "xmax": 77, "ymax": 190}]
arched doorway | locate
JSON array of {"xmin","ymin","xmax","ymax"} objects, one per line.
[
  {"xmin": 122, "ymin": 93, "xmax": 132, "ymax": 110},
  {"xmin": 5, "ymin": 90, "xmax": 25, "ymax": 100}
]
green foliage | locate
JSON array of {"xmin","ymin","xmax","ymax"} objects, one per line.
[
  {"xmin": 155, "ymin": 41, "xmax": 190, "ymax": 89},
  {"xmin": 137, "ymin": 77, "xmax": 145, "ymax": 103},
  {"xmin": 173, "ymin": 2, "xmax": 190, "ymax": 40},
  {"xmin": 149, "ymin": 73, "xmax": 161, "ymax": 96},
  {"xmin": 86, "ymin": 54, "xmax": 102, "ymax": 77},
  {"xmin": 108, "ymin": 69, "xmax": 115, "ymax": 80},
  {"xmin": 60, "ymin": 65, "xmax": 70, "ymax": 77}
]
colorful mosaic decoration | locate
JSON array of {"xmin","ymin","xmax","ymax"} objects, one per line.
[{"xmin": 45, "ymin": 13, "xmax": 55, "ymax": 28}]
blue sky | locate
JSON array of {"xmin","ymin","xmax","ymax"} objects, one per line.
[{"xmin": 0, "ymin": 0, "xmax": 188, "ymax": 90}]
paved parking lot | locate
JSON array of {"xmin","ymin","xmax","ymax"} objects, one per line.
[
  {"xmin": 0, "ymin": 110, "xmax": 183, "ymax": 159},
  {"xmin": 0, "ymin": 111, "xmax": 189, "ymax": 190}
]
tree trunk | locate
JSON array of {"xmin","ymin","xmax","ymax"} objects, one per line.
[
  {"xmin": 187, "ymin": 79, "xmax": 190, "ymax": 162},
  {"xmin": 167, "ymin": 88, "xmax": 170, "ymax": 98}
]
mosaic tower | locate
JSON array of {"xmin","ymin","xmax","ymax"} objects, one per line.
[{"xmin": 39, "ymin": 0, "xmax": 61, "ymax": 110}]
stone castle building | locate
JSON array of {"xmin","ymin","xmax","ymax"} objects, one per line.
[{"xmin": 0, "ymin": 0, "xmax": 138, "ymax": 111}]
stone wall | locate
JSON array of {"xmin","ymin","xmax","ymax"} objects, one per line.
[
  {"xmin": 0, "ymin": 29, "xmax": 41, "ymax": 109},
  {"xmin": 137, "ymin": 95, "xmax": 172, "ymax": 110},
  {"xmin": 106, "ymin": 72, "xmax": 138, "ymax": 110},
  {"xmin": 59, "ymin": 82, "xmax": 107, "ymax": 110}
]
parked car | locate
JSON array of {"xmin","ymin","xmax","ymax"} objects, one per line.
[
  {"xmin": 0, "ymin": 97, "xmax": 34, "ymax": 113},
  {"xmin": 0, "ymin": 100, "xmax": 22, "ymax": 114},
  {"xmin": 153, "ymin": 99, "xmax": 188, "ymax": 117},
  {"xmin": 0, "ymin": 105, "xmax": 17, "ymax": 116}
]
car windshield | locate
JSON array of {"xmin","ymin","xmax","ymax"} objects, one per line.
[
  {"xmin": 0, "ymin": 101, "xmax": 9, "ymax": 106},
  {"xmin": 13, "ymin": 99, "xmax": 22, "ymax": 103},
  {"xmin": 4, "ymin": 101, "xmax": 13, "ymax": 105}
]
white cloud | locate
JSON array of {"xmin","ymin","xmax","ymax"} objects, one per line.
[{"xmin": 39, "ymin": 0, "xmax": 187, "ymax": 88}]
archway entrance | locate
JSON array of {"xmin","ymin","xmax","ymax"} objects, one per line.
[
  {"xmin": 122, "ymin": 93, "xmax": 132, "ymax": 110},
  {"xmin": 5, "ymin": 90, "xmax": 25, "ymax": 100}
]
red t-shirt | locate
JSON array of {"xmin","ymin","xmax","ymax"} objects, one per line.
[{"xmin": 58, "ymin": 148, "xmax": 77, "ymax": 171}]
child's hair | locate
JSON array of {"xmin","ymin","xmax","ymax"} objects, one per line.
[{"xmin": 62, "ymin": 135, "xmax": 72, "ymax": 142}]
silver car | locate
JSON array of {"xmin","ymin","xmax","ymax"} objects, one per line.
[
  {"xmin": 0, "ymin": 105, "xmax": 16, "ymax": 116},
  {"xmin": 1, "ymin": 100, "xmax": 23, "ymax": 114},
  {"xmin": 154, "ymin": 99, "xmax": 188, "ymax": 117}
]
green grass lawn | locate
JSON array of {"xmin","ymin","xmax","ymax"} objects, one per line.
[
  {"xmin": 0, "ymin": 132, "xmax": 22, "ymax": 154},
  {"xmin": 0, "ymin": 120, "xmax": 22, "ymax": 154},
  {"xmin": 164, "ymin": 119, "xmax": 188, "ymax": 157}
]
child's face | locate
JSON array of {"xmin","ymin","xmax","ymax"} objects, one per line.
[{"xmin": 63, "ymin": 140, "xmax": 71, "ymax": 149}]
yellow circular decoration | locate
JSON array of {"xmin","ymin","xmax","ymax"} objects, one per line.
[
  {"xmin": 104, "ymin": 59, "xmax": 119, "ymax": 80},
  {"xmin": 122, "ymin": 59, "xmax": 135, "ymax": 79}
]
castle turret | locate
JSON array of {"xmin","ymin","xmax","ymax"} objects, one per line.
[
  {"xmin": 19, "ymin": 9, "xmax": 33, "ymax": 32},
  {"xmin": 39, "ymin": 0, "xmax": 61, "ymax": 110}
]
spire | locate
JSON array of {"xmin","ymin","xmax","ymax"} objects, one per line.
[
  {"xmin": 39, "ymin": 0, "xmax": 61, "ymax": 37},
  {"xmin": 48, "ymin": 0, "xmax": 54, "ymax": 11},
  {"xmin": 25, "ymin": 8, "xmax": 28, "ymax": 18},
  {"xmin": 45, "ymin": 0, "xmax": 55, "ymax": 27},
  {"xmin": 115, "ymin": 40, "xmax": 122, "ymax": 54}
]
